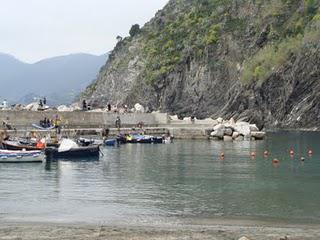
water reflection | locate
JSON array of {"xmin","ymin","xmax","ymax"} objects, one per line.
[{"xmin": 0, "ymin": 131, "xmax": 320, "ymax": 224}]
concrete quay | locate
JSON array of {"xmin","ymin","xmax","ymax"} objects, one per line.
[
  {"xmin": 0, "ymin": 110, "xmax": 216, "ymax": 139},
  {"xmin": 5, "ymin": 126, "xmax": 214, "ymax": 140}
]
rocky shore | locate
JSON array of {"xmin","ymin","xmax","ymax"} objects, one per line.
[{"xmin": 209, "ymin": 118, "xmax": 266, "ymax": 141}]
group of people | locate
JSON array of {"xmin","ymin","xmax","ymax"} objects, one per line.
[
  {"xmin": 39, "ymin": 115, "xmax": 62, "ymax": 133},
  {"xmin": 39, "ymin": 97, "xmax": 47, "ymax": 108},
  {"xmin": 82, "ymin": 100, "xmax": 127, "ymax": 113},
  {"xmin": 39, "ymin": 117, "xmax": 52, "ymax": 128}
]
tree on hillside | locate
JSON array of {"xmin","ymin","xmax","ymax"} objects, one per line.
[
  {"xmin": 129, "ymin": 24, "xmax": 141, "ymax": 37},
  {"xmin": 116, "ymin": 35, "xmax": 123, "ymax": 42}
]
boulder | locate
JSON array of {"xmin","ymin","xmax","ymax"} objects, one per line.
[
  {"xmin": 214, "ymin": 124, "xmax": 225, "ymax": 131},
  {"xmin": 234, "ymin": 135, "xmax": 244, "ymax": 141},
  {"xmin": 229, "ymin": 117, "xmax": 236, "ymax": 125},
  {"xmin": 232, "ymin": 131, "xmax": 240, "ymax": 139},
  {"xmin": 57, "ymin": 105, "xmax": 72, "ymax": 112},
  {"xmin": 224, "ymin": 136, "xmax": 233, "ymax": 141},
  {"xmin": 170, "ymin": 115, "xmax": 179, "ymax": 121},
  {"xmin": 134, "ymin": 103, "xmax": 145, "ymax": 113},
  {"xmin": 234, "ymin": 122, "xmax": 251, "ymax": 138},
  {"xmin": 25, "ymin": 102, "xmax": 40, "ymax": 111},
  {"xmin": 249, "ymin": 124, "xmax": 259, "ymax": 132},
  {"xmin": 210, "ymin": 129, "xmax": 224, "ymax": 138},
  {"xmin": 224, "ymin": 127, "xmax": 233, "ymax": 136},
  {"xmin": 251, "ymin": 131, "xmax": 266, "ymax": 140},
  {"xmin": 238, "ymin": 237, "xmax": 251, "ymax": 240},
  {"xmin": 217, "ymin": 117, "xmax": 223, "ymax": 123}
]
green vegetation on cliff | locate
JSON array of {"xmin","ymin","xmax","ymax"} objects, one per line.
[
  {"xmin": 241, "ymin": 0, "xmax": 320, "ymax": 85},
  {"xmin": 83, "ymin": 0, "xmax": 320, "ymax": 129}
]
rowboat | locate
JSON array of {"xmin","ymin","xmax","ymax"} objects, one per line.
[
  {"xmin": 117, "ymin": 134, "xmax": 164, "ymax": 144},
  {"xmin": 1, "ymin": 140, "xmax": 43, "ymax": 151},
  {"xmin": 105, "ymin": 139, "xmax": 117, "ymax": 146},
  {"xmin": 0, "ymin": 150, "xmax": 44, "ymax": 163},
  {"xmin": 32, "ymin": 123, "xmax": 55, "ymax": 130}
]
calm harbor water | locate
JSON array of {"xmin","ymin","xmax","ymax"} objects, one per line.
[{"xmin": 0, "ymin": 131, "xmax": 320, "ymax": 225}]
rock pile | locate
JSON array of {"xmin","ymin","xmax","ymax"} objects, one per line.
[{"xmin": 210, "ymin": 118, "xmax": 266, "ymax": 141}]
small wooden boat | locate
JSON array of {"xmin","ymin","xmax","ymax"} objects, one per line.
[
  {"xmin": 77, "ymin": 138, "xmax": 103, "ymax": 146},
  {"xmin": 32, "ymin": 123, "xmax": 55, "ymax": 130},
  {"xmin": 0, "ymin": 150, "xmax": 44, "ymax": 163},
  {"xmin": 0, "ymin": 149, "xmax": 42, "ymax": 156},
  {"xmin": 105, "ymin": 139, "xmax": 117, "ymax": 146},
  {"xmin": 1, "ymin": 140, "xmax": 43, "ymax": 151},
  {"xmin": 117, "ymin": 134, "xmax": 164, "ymax": 144}
]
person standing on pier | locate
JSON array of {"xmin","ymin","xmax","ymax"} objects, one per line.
[
  {"xmin": 115, "ymin": 116, "xmax": 121, "ymax": 131},
  {"xmin": 82, "ymin": 100, "xmax": 87, "ymax": 111}
]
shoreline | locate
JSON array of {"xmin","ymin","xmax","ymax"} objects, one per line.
[{"xmin": 1, "ymin": 220, "xmax": 320, "ymax": 239}]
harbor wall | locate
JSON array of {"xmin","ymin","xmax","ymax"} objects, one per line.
[{"xmin": 0, "ymin": 110, "xmax": 169, "ymax": 129}]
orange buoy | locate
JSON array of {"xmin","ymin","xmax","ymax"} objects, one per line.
[{"xmin": 272, "ymin": 158, "xmax": 280, "ymax": 164}]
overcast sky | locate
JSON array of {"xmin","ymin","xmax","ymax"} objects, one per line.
[{"xmin": 0, "ymin": 0, "xmax": 168, "ymax": 63}]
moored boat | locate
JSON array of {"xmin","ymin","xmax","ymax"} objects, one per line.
[
  {"xmin": 1, "ymin": 140, "xmax": 44, "ymax": 151},
  {"xmin": 116, "ymin": 134, "xmax": 164, "ymax": 144},
  {"xmin": 105, "ymin": 139, "xmax": 117, "ymax": 146},
  {"xmin": 32, "ymin": 123, "xmax": 55, "ymax": 130},
  {"xmin": 45, "ymin": 139, "xmax": 100, "ymax": 160},
  {"xmin": 0, "ymin": 150, "xmax": 44, "ymax": 163}
]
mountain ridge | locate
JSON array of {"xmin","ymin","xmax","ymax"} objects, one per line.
[{"xmin": 0, "ymin": 52, "xmax": 108, "ymax": 105}]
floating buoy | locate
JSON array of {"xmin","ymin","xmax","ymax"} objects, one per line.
[
  {"xmin": 220, "ymin": 152, "xmax": 225, "ymax": 160},
  {"xmin": 289, "ymin": 149, "xmax": 294, "ymax": 155},
  {"xmin": 251, "ymin": 152, "xmax": 256, "ymax": 157},
  {"xmin": 308, "ymin": 149, "xmax": 313, "ymax": 155},
  {"xmin": 300, "ymin": 157, "xmax": 305, "ymax": 161},
  {"xmin": 263, "ymin": 150, "xmax": 269, "ymax": 157},
  {"xmin": 272, "ymin": 158, "xmax": 280, "ymax": 164}
]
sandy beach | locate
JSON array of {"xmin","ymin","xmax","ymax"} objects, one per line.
[{"xmin": 1, "ymin": 221, "xmax": 320, "ymax": 240}]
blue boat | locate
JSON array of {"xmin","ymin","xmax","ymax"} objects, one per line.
[{"xmin": 105, "ymin": 139, "xmax": 117, "ymax": 146}]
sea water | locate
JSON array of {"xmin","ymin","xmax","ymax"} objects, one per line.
[{"xmin": 0, "ymin": 131, "xmax": 319, "ymax": 225}]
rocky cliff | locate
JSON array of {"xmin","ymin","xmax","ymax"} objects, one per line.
[{"xmin": 82, "ymin": 0, "xmax": 320, "ymax": 129}]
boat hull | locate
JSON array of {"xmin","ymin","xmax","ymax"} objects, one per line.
[
  {"xmin": 45, "ymin": 146, "xmax": 100, "ymax": 160},
  {"xmin": 0, "ymin": 153, "xmax": 44, "ymax": 163},
  {"xmin": 105, "ymin": 139, "xmax": 117, "ymax": 146},
  {"xmin": 1, "ymin": 140, "xmax": 42, "ymax": 151},
  {"xmin": 32, "ymin": 124, "xmax": 55, "ymax": 130}
]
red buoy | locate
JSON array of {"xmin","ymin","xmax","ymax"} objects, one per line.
[{"xmin": 272, "ymin": 158, "xmax": 280, "ymax": 164}]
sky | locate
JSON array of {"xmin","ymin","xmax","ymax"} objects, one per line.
[{"xmin": 0, "ymin": 0, "xmax": 168, "ymax": 63}]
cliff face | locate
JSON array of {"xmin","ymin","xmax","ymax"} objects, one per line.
[{"xmin": 82, "ymin": 0, "xmax": 320, "ymax": 129}]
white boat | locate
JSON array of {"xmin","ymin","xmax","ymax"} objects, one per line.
[{"xmin": 0, "ymin": 150, "xmax": 44, "ymax": 163}]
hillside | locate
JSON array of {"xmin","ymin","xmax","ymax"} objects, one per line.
[
  {"xmin": 0, "ymin": 53, "xmax": 107, "ymax": 105},
  {"xmin": 82, "ymin": 0, "xmax": 320, "ymax": 129}
]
